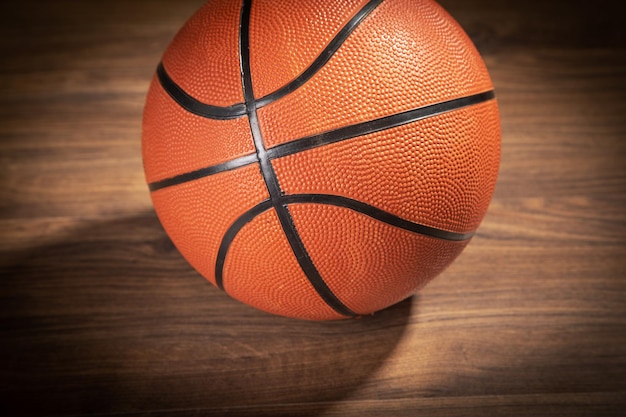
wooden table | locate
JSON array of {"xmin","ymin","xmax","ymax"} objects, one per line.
[{"xmin": 1, "ymin": 1, "xmax": 624, "ymax": 415}]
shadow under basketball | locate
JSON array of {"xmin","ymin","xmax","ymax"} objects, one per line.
[{"xmin": 1, "ymin": 212, "xmax": 413, "ymax": 416}]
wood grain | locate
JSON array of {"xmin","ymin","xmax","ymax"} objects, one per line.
[{"xmin": 1, "ymin": 0, "xmax": 625, "ymax": 416}]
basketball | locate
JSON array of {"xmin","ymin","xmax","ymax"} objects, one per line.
[{"xmin": 142, "ymin": 0, "xmax": 500, "ymax": 320}]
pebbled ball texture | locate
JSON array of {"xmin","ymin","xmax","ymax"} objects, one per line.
[{"xmin": 142, "ymin": 0, "xmax": 501, "ymax": 320}]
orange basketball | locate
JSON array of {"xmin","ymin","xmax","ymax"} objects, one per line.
[{"xmin": 142, "ymin": 0, "xmax": 500, "ymax": 320}]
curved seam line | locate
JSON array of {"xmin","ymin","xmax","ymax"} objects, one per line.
[
  {"xmin": 148, "ymin": 153, "xmax": 258, "ymax": 192},
  {"xmin": 147, "ymin": 91, "xmax": 495, "ymax": 191},
  {"xmin": 215, "ymin": 199, "xmax": 273, "ymax": 290},
  {"xmin": 214, "ymin": 193, "xmax": 474, "ymax": 291},
  {"xmin": 254, "ymin": 0, "xmax": 383, "ymax": 108},
  {"xmin": 155, "ymin": 0, "xmax": 383, "ymax": 119},
  {"xmin": 234, "ymin": 0, "xmax": 357, "ymax": 318},
  {"xmin": 267, "ymin": 90, "xmax": 496, "ymax": 159},
  {"xmin": 283, "ymin": 194, "xmax": 474, "ymax": 241},
  {"xmin": 156, "ymin": 62, "xmax": 247, "ymax": 120}
]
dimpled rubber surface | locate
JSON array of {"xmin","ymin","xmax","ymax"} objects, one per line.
[
  {"xmin": 149, "ymin": 166, "xmax": 269, "ymax": 286},
  {"xmin": 289, "ymin": 204, "xmax": 469, "ymax": 314},
  {"xmin": 249, "ymin": 0, "xmax": 369, "ymax": 99},
  {"xmin": 142, "ymin": 0, "xmax": 501, "ymax": 320},
  {"xmin": 224, "ymin": 209, "xmax": 344, "ymax": 320},
  {"xmin": 142, "ymin": 76, "xmax": 255, "ymax": 182},
  {"xmin": 273, "ymin": 101, "xmax": 501, "ymax": 234},
  {"xmin": 162, "ymin": 0, "xmax": 244, "ymax": 106},
  {"xmin": 257, "ymin": 0, "xmax": 495, "ymax": 148}
]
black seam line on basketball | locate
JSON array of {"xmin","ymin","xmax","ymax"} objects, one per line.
[
  {"xmin": 239, "ymin": 0, "xmax": 356, "ymax": 318},
  {"xmin": 215, "ymin": 197, "xmax": 358, "ymax": 319},
  {"xmin": 147, "ymin": 91, "xmax": 496, "ymax": 192},
  {"xmin": 282, "ymin": 194, "xmax": 474, "ymax": 241},
  {"xmin": 156, "ymin": 0, "xmax": 381, "ymax": 119},
  {"xmin": 253, "ymin": 0, "xmax": 383, "ymax": 109},
  {"xmin": 156, "ymin": 62, "xmax": 247, "ymax": 120},
  {"xmin": 266, "ymin": 90, "xmax": 496, "ymax": 160},
  {"xmin": 239, "ymin": 0, "xmax": 282, "ymax": 202},
  {"xmin": 147, "ymin": 153, "xmax": 259, "ymax": 192},
  {"xmin": 214, "ymin": 192, "xmax": 473, "ymax": 291},
  {"xmin": 215, "ymin": 199, "xmax": 273, "ymax": 290}
]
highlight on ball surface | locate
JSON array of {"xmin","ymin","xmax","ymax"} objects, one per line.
[{"xmin": 142, "ymin": 0, "xmax": 501, "ymax": 320}]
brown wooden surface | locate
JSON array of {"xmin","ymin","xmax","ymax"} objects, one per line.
[{"xmin": 1, "ymin": 1, "xmax": 625, "ymax": 416}]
